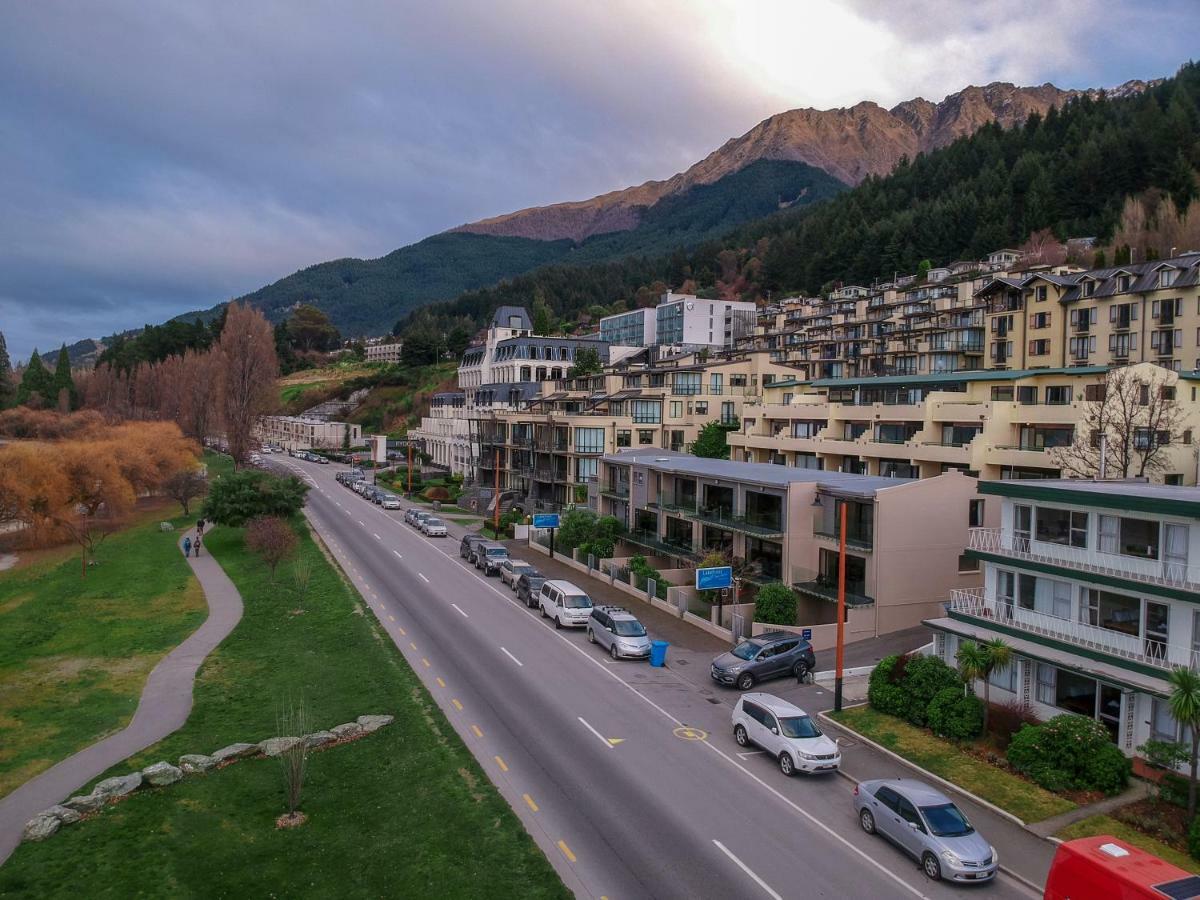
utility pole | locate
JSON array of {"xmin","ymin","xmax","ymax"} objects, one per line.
[
  {"xmin": 493, "ymin": 448, "xmax": 502, "ymax": 538},
  {"xmin": 406, "ymin": 442, "xmax": 413, "ymax": 495},
  {"xmin": 834, "ymin": 500, "xmax": 847, "ymax": 713}
]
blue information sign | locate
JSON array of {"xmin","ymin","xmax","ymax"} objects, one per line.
[
  {"xmin": 695, "ymin": 566, "xmax": 733, "ymax": 591},
  {"xmin": 532, "ymin": 513, "xmax": 561, "ymax": 529},
  {"xmin": 801, "ymin": 628, "xmax": 813, "ymax": 640}
]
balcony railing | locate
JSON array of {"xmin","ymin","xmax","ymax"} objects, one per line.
[
  {"xmin": 792, "ymin": 574, "xmax": 874, "ymax": 607},
  {"xmin": 626, "ymin": 529, "xmax": 699, "ymax": 560},
  {"xmin": 690, "ymin": 506, "xmax": 785, "ymax": 537},
  {"xmin": 947, "ymin": 588, "xmax": 1197, "ymax": 673},
  {"xmin": 813, "ymin": 523, "xmax": 874, "ymax": 550},
  {"xmin": 599, "ymin": 483, "xmax": 630, "ymax": 499},
  {"xmin": 967, "ymin": 528, "xmax": 1200, "ymax": 590}
]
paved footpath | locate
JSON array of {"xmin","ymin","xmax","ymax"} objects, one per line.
[{"xmin": 0, "ymin": 527, "xmax": 243, "ymax": 864}]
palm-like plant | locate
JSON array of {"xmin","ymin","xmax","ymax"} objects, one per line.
[
  {"xmin": 956, "ymin": 638, "xmax": 1012, "ymax": 735},
  {"xmin": 1168, "ymin": 667, "xmax": 1200, "ymax": 819}
]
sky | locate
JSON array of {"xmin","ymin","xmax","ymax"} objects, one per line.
[{"xmin": 1, "ymin": 0, "xmax": 1196, "ymax": 361}]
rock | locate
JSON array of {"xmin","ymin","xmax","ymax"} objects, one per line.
[
  {"xmin": 141, "ymin": 761, "xmax": 183, "ymax": 787},
  {"xmin": 92, "ymin": 773, "xmax": 143, "ymax": 799},
  {"xmin": 22, "ymin": 813, "xmax": 60, "ymax": 842},
  {"xmin": 257, "ymin": 737, "xmax": 300, "ymax": 757},
  {"xmin": 62, "ymin": 793, "xmax": 105, "ymax": 814},
  {"xmin": 211, "ymin": 742, "xmax": 257, "ymax": 763},
  {"xmin": 330, "ymin": 722, "xmax": 362, "ymax": 740},
  {"xmin": 43, "ymin": 804, "xmax": 81, "ymax": 825},
  {"xmin": 178, "ymin": 753, "xmax": 217, "ymax": 775},
  {"xmin": 302, "ymin": 730, "xmax": 335, "ymax": 749},
  {"xmin": 356, "ymin": 714, "xmax": 394, "ymax": 733}
]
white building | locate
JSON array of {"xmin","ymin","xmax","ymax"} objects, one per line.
[
  {"xmin": 365, "ymin": 341, "xmax": 403, "ymax": 364},
  {"xmin": 927, "ymin": 478, "xmax": 1200, "ymax": 767},
  {"xmin": 600, "ymin": 307, "xmax": 657, "ymax": 347},
  {"xmin": 255, "ymin": 416, "xmax": 362, "ymax": 451}
]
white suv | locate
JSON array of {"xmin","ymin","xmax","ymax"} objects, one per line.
[
  {"xmin": 538, "ymin": 580, "xmax": 594, "ymax": 629},
  {"xmin": 731, "ymin": 693, "xmax": 841, "ymax": 777}
]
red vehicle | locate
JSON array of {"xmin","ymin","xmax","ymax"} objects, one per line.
[{"xmin": 1045, "ymin": 835, "xmax": 1200, "ymax": 899}]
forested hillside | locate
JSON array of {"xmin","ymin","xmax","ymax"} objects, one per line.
[{"xmin": 402, "ymin": 64, "xmax": 1200, "ymax": 340}]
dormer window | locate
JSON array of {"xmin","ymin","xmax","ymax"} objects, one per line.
[
  {"xmin": 1159, "ymin": 269, "xmax": 1178, "ymax": 288},
  {"xmin": 1117, "ymin": 275, "xmax": 1131, "ymax": 292},
  {"xmin": 1082, "ymin": 280, "xmax": 1095, "ymax": 297}
]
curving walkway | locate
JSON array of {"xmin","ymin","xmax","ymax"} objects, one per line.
[{"xmin": 0, "ymin": 527, "xmax": 243, "ymax": 863}]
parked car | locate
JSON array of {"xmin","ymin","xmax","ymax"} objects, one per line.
[
  {"xmin": 854, "ymin": 779, "xmax": 997, "ymax": 883},
  {"xmin": 731, "ymin": 693, "xmax": 840, "ymax": 776},
  {"xmin": 587, "ymin": 606, "xmax": 651, "ymax": 659},
  {"xmin": 381, "ymin": 495, "xmax": 402, "ymax": 510},
  {"xmin": 709, "ymin": 632, "xmax": 816, "ymax": 690},
  {"xmin": 539, "ymin": 580, "xmax": 594, "ymax": 628},
  {"xmin": 420, "ymin": 517, "xmax": 448, "ymax": 537},
  {"xmin": 460, "ymin": 533, "xmax": 488, "ymax": 561},
  {"xmin": 352, "ymin": 481, "xmax": 369, "ymax": 495},
  {"xmin": 403, "ymin": 507, "xmax": 421, "ymax": 525},
  {"xmin": 515, "ymin": 573, "xmax": 547, "ymax": 609},
  {"xmin": 499, "ymin": 559, "xmax": 539, "ymax": 589},
  {"xmin": 474, "ymin": 542, "xmax": 509, "ymax": 575},
  {"xmin": 411, "ymin": 510, "xmax": 434, "ymax": 529}
]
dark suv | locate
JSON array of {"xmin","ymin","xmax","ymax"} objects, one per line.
[
  {"xmin": 710, "ymin": 632, "xmax": 816, "ymax": 690},
  {"xmin": 515, "ymin": 573, "xmax": 547, "ymax": 609},
  {"xmin": 459, "ymin": 533, "xmax": 488, "ymax": 561}
]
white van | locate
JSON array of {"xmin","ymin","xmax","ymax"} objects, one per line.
[{"xmin": 538, "ymin": 580, "xmax": 594, "ymax": 629}]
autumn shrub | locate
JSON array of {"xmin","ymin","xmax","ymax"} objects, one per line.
[
  {"xmin": 423, "ymin": 486, "xmax": 450, "ymax": 502},
  {"xmin": 987, "ymin": 700, "xmax": 1041, "ymax": 750}
]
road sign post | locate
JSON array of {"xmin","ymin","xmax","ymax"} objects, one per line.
[
  {"xmin": 531, "ymin": 513, "xmax": 561, "ymax": 559},
  {"xmin": 696, "ymin": 566, "xmax": 734, "ymax": 633}
]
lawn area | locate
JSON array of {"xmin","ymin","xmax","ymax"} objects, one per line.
[
  {"xmin": 1057, "ymin": 814, "xmax": 1200, "ymax": 874},
  {"xmin": 0, "ymin": 509, "xmax": 203, "ymax": 800},
  {"xmin": 0, "ymin": 517, "xmax": 567, "ymax": 899},
  {"xmin": 831, "ymin": 705, "xmax": 1076, "ymax": 824}
]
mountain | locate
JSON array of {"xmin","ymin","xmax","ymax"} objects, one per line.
[{"xmin": 453, "ymin": 81, "xmax": 1156, "ymax": 244}]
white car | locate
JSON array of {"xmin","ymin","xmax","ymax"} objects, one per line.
[
  {"xmin": 499, "ymin": 559, "xmax": 539, "ymax": 589},
  {"xmin": 381, "ymin": 496, "xmax": 402, "ymax": 510},
  {"xmin": 732, "ymin": 693, "xmax": 841, "ymax": 777},
  {"xmin": 352, "ymin": 481, "xmax": 368, "ymax": 495},
  {"xmin": 538, "ymin": 579, "xmax": 594, "ymax": 629},
  {"xmin": 420, "ymin": 517, "xmax": 448, "ymax": 537}
]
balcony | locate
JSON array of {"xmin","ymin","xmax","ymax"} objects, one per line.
[
  {"xmin": 625, "ymin": 529, "xmax": 699, "ymax": 560},
  {"xmin": 967, "ymin": 528, "xmax": 1200, "ymax": 591},
  {"xmin": 947, "ymin": 588, "xmax": 1197, "ymax": 673},
  {"xmin": 813, "ymin": 522, "xmax": 874, "ymax": 550},
  {"xmin": 792, "ymin": 574, "xmax": 874, "ymax": 608},
  {"xmin": 599, "ymin": 483, "xmax": 630, "ymax": 500},
  {"xmin": 690, "ymin": 505, "xmax": 785, "ymax": 538}
]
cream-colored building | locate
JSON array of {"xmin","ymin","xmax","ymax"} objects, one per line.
[
  {"xmin": 365, "ymin": 341, "xmax": 403, "ymax": 364},
  {"xmin": 255, "ymin": 416, "xmax": 362, "ymax": 451}
]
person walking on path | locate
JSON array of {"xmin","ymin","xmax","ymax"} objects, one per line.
[
  {"xmin": 193, "ymin": 534, "xmax": 202, "ymax": 557},
  {"xmin": 196, "ymin": 518, "xmax": 205, "ymax": 536},
  {"xmin": 182, "ymin": 536, "xmax": 192, "ymax": 557}
]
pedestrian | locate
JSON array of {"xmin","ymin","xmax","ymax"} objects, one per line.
[
  {"xmin": 182, "ymin": 536, "xmax": 192, "ymax": 557},
  {"xmin": 196, "ymin": 518, "xmax": 205, "ymax": 536},
  {"xmin": 193, "ymin": 534, "xmax": 202, "ymax": 557}
]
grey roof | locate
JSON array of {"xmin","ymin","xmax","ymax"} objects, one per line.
[
  {"xmin": 999, "ymin": 478, "xmax": 1200, "ymax": 504},
  {"xmin": 493, "ymin": 305, "xmax": 532, "ymax": 329},
  {"xmin": 602, "ymin": 449, "xmax": 912, "ymax": 497}
]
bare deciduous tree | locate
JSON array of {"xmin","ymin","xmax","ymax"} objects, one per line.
[
  {"xmin": 1053, "ymin": 366, "xmax": 1186, "ymax": 480},
  {"xmin": 165, "ymin": 469, "xmax": 209, "ymax": 516},
  {"xmin": 215, "ymin": 302, "xmax": 278, "ymax": 467},
  {"xmin": 245, "ymin": 515, "xmax": 297, "ymax": 581},
  {"xmin": 277, "ymin": 699, "xmax": 310, "ymax": 826},
  {"xmin": 291, "ymin": 554, "xmax": 313, "ymax": 613}
]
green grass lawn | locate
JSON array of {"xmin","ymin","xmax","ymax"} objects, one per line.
[
  {"xmin": 0, "ymin": 509, "xmax": 203, "ymax": 800},
  {"xmin": 1057, "ymin": 814, "xmax": 1200, "ymax": 873},
  {"xmin": 0, "ymin": 517, "xmax": 566, "ymax": 899},
  {"xmin": 831, "ymin": 705, "xmax": 1076, "ymax": 823}
]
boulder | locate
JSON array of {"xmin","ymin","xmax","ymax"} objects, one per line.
[
  {"xmin": 178, "ymin": 753, "xmax": 217, "ymax": 775},
  {"xmin": 22, "ymin": 813, "xmax": 60, "ymax": 842},
  {"xmin": 92, "ymin": 773, "xmax": 143, "ymax": 799},
  {"xmin": 43, "ymin": 804, "xmax": 82, "ymax": 826},
  {"xmin": 211, "ymin": 742, "xmax": 257, "ymax": 763},
  {"xmin": 302, "ymin": 731, "xmax": 336, "ymax": 749},
  {"xmin": 356, "ymin": 714, "xmax": 394, "ymax": 733},
  {"xmin": 258, "ymin": 737, "xmax": 301, "ymax": 757},
  {"xmin": 141, "ymin": 761, "xmax": 183, "ymax": 787},
  {"xmin": 62, "ymin": 793, "xmax": 105, "ymax": 814},
  {"xmin": 330, "ymin": 722, "xmax": 362, "ymax": 740}
]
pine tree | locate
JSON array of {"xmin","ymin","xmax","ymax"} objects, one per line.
[
  {"xmin": 52, "ymin": 344, "xmax": 77, "ymax": 410},
  {"xmin": 0, "ymin": 331, "xmax": 12, "ymax": 408},
  {"xmin": 16, "ymin": 349, "xmax": 54, "ymax": 407}
]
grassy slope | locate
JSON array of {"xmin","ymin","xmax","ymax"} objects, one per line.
[
  {"xmin": 1058, "ymin": 814, "xmax": 1200, "ymax": 874},
  {"xmin": 0, "ymin": 509, "xmax": 204, "ymax": 799},
  {"xmin": 0, "ymin": 516, "xmax": 566, "ymax": 899},
  {"xmin": 832, "ymin": 705, "xmax": 1075, "ymax": 823}
]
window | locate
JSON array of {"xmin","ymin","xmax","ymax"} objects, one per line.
[
  {"xmin": 1028, "ymin": 339, "xmax": 1050, "ymax": 356},
  {"xmin": 573, "ymin": 427, "xmax": 605, "ymax": 454},
  {"xmin": 1031, "ymin": 312, "xmax": 1051, "ymax": 329},
  {"xmin": 1116, "ymin": 517, "xmax": 1160, "ymax": 559},
  {"xmin": 695, "ymin": 401, "xmax": 708, "ymax": 415},
  {"xmin": 1017, "ymin": 386, "xmax": 1038, "ymax": 405},
  {"xmin": 969, "ymin": 499, "xmax": 985, "ymax": 528},
  {"xmin": 1079, "ymin": 588, "xmax": 1140, "ymax": 636},
  {"xmin": 616, "ymin": 429, "xmax": 631, "ymax": 448},
  {"xmin": 1160, "ymin": 269, "xmax": 1178, "ymax": 288},
  {"xmin": 988, "ymin": 657, "xmax": 1018, "ymax": 693},
  {"xmin": 1045, "ymin": 386, "xmax": 1072, "ymax": 405},
  {"xmin": 669, "ymin": 401, "xmax": 683, "ymax": 418},
  {"xmin": 576, "ymin": 457, "xmax": 598, "ymax": 480},
  {"xmin": 631, "ymin": 400, "xmax": 661, "ymax": 424},
  {"xmin": 1036, "ymin": 664, "xmax": 1055, "ymax": 705},
  {"xmin": 637, "ymin": 429, "xmax": 654, "ymax": 445},
  {"xmin": 958, "ymin": 553, "xmax": 980, "ymax": 573},
  {"xmin": 1152, "ymin": 698, "xmax": 1193, "ymax": 745},
  {"xmin": 990, "ymin": 385, "xmax": 1014, "ymax": 402},
  {"xmin": 1084, "ymin": 383, "xmax": 1107, "ymax": 402},
  {"xmin": 673, "ymin": 372, "xmax": 701, "ymax": 395},
  {"xmin": 1035, "ymin": 507, "xmax": 1088, "ymax": 547}
]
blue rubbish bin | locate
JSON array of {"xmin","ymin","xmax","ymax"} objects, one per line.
[{"xmin": 649, "ymin": 640, "xmax": 669, "ymax": 667}]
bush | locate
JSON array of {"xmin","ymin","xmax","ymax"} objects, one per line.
[
  {"xmin": 1189, "ymin": 813, "xmax": 1200, "ymax": 861},
  {"xmin": 422, "ymin": 485, "xmax": 450, "ymax": 501},
  {"xmin": 202, "ymin": 470, "xmax": 309, "ymax": 527},
  {"xmin": 927, "ymin": 687, "xmax": 984, "ymax": 742},
  {"xmin": 1007, "ymin": 714, "xmax": 1131, "ymax": 795},
  {"xmin": 902, "ymin": 655, "xmax": 962, "ymax": 727},
  {"xmin": 752, "ymin": 583, "xmax": 797, "ymax": 625},
  {"xmin": 987, "ymin": 700, "xmax": 1041, "ymax": 750},
  {"xmin": 868, "ymin": 655, "xmax": 910, "ymax": 718}
]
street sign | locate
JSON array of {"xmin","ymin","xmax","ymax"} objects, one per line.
[
  {"xmin": 695, "ymin": 566, "xmax": 733, "ymax": 591},
  {"xmin": 801, "ymin": 628, "xmax": 812, "ymax": 640},
  {"xmin": 532, "ymin": 513, "xmax": 560, "ymax": 529}
]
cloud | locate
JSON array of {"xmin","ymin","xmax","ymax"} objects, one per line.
[{"xmin": 0, "ymin": 0, "xmax": 1194, "ymax": 359}]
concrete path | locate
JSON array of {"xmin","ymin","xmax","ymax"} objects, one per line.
[
  {"xmin": 1027, "ymin": 778, "xmax": 1151, "ymax": 838},
  {"xmin": 0, "ymin": 527, "xmax": 243, "ymax": 864}
]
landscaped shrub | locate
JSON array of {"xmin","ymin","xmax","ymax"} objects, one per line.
[
  {"xmin": 1007, "ymin": 714, "xmax": 1131, "ymax": 795},
  {"xmin": 1189, "ymin": 813, "xmax": 1200, "ymax": 860},
  {"xmin": 987, "ymin": 700, "xmax": 1041, "ymax": 750},
  {"xmin": 902, "ymin": 655, "xmax": 962, "ymax": 727},
  {"xmin": 868, "ymin": 655, "xmax": 910, "ymax": 718},
  {"xmin": 423, "ymin": 486, "xmax": 450, "ymax": 501},
  {"xmin": 752, "ymin": 583, "xmax": 797, "ymax": 626},
  {"xmin": 927, "ymin": 687, "xmax": 984, "ymax": 742}
]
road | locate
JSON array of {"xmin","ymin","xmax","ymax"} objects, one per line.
[{"xmin": 272, "ymin": 457, "xmax": 1037, "ymax": 900}]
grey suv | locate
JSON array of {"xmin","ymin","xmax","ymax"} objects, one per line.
[
  {"xmin": 474, "ymin": 542, "xmax": 510, "ymax": 575},
  {"xmin": 587, "ymin": 606, "xmax": 651, "ymax": 660},
  {"xmin": 854, "ymin": 779, "xmax": 997, "ymax": 883},
  {"xmin": 710, "ymin": 632, "xmax": 815, "ymax": 690},
  {"xmin": 459, "ymin": 533, "xmax": 488, "ymax": 561},
  {"xmin": 515, "ymin": 573, "xmax": 547, "ymax": 608}
]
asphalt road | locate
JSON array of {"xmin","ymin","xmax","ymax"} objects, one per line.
[{"xmin": 272, "ymin": 457, "xmax": 1037, "ymax": 900}]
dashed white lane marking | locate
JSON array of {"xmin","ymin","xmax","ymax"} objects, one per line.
[
  {"xmin": 373, "ymin": 533, "xmax": 382, "ymax": 541},
  {"xmin": 392, "ymin": 550, "xmax": 403, "ymax": 559},
  {"xmin": 500, "ymin": 647, "xmax": 523, "ymax": 667},
  {"xmin": 418, "ymin": 573, "xmax": 430, "ymax": 583},
  {"xmin": 451, "ymin": 603, "xmax": 469, "ymax": 618},
  {"xmin": 577, "ymin": 717, "xmax": 615, "ymax": 751},
  {"xmin": 712, "ymin": 840, "xmax": 782, "ymax": 900}
]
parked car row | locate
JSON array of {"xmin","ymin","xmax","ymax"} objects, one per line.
[
  {"xmin": 336, "ymin": 469, "xmax": 410, "ymax": 511},
  {"xmin": 404, "ymin": 506, "xmax": 447, "ymax": 536},
  {"xmin": 290, "ymin": 449, "xmax": 329, "ymax": 463}
]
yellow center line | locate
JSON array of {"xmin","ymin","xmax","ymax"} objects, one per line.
[
  {"xmin": 421, "ymin": 658, "xmax": 430, "ymax": 668},
  {"xmin": 495, "ymin": 755, "xmax": 508, "ymax": 772},
  {"xmin": 557, "ymin": 840, "xmax": 577, "ymax": 863},
  {"xmin": 451, "ymin": 698, "xmax": 463, "ymax": 711},
  {"xmin": 436, "ymin": 677, "xmax": 446, "ymax": 688},
  {"xmin": 471, "ymin": 725, "xmax": 483, "ymax": 738},
  {"xmin": 523, "ymin": 793, "xmax": 538, "ymax": 812}
]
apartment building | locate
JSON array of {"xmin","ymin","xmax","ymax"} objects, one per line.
[
  {"xmin": 600, "ymin": 307, "xmax": 656, "ymax": 347},
  {"xmin": 729, "ymin": 362, "xmax": 1200, "ymax": 484},
  {"xmin": 927, "ymin": 479, "xmax": 1200, "ymax": 761},
  {"xmin": 591, "ymin": 450, "xmax": 990, "ymax": 640},
  {"xmin": 600, "ymin": 292, "xmax": 756, "ymax": 350},
  {"xmin": 255, "ymin": 415, "xmax": 362, "ymax": 451},
  {"xmin": 364, "ymin": 341, "xmax": 403, "ymax": 364}
]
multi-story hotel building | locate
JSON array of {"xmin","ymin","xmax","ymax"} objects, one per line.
[
  {"xmin": 600, "ymin": 292, "xmax": 757, "ymax": 351},
  {"xmin": 255, "ymin": 416, "xmax": 362, "ymax": 452},
  {"xmin": 927, "ymin": 478, "xmax": 1200, "ymax": 762}
]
